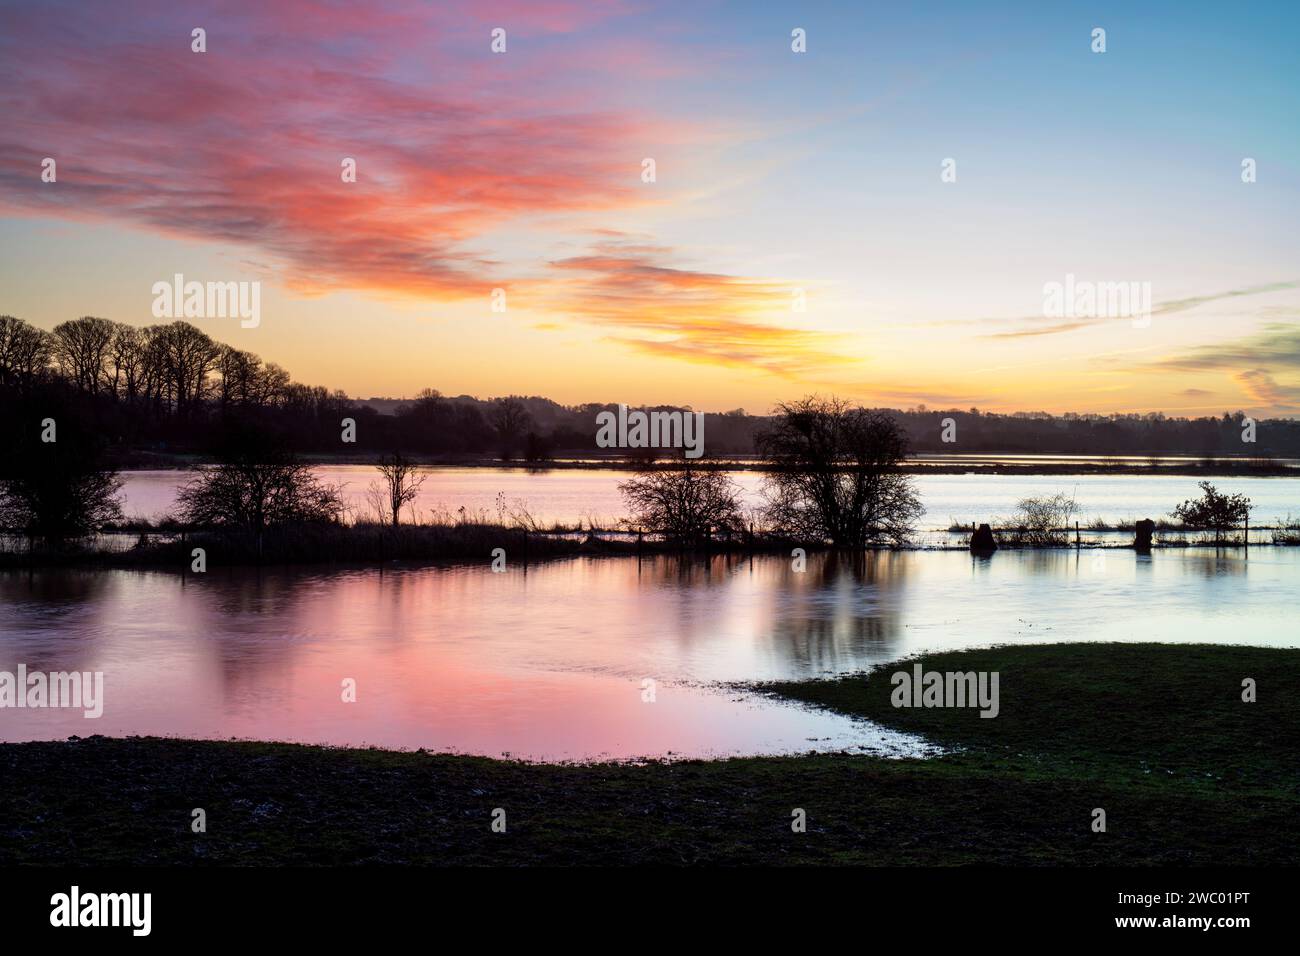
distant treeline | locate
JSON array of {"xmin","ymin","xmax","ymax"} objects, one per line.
[{"xmin": 2, "ymin": 314, "xmax": 1297, "ymax": 460}]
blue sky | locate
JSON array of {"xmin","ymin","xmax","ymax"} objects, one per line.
[{"xmin": 1, "ymin": 0, "xmax": 1297, "ymax": 413}]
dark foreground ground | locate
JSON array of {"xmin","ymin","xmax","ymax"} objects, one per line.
[{"xmin": 1, "ymin": 644, "xmax": 1296, "ymax": 865}]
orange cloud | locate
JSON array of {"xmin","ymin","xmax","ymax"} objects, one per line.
[
  {"xmin": 0, "ymin": 1, "xmax": 677, "ymax": 300},
  {"xmin": 534, "ymin": 242, "xmax": 854, "ymax": 377},
  {"xmin": 1235, "ymin": 370, "xmax": 1300, "ymax": 410}
]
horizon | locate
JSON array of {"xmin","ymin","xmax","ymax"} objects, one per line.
[
  {"xmin": 351, "ymin": 391, "xmax": 1290, "ymax": 422},
  {"xmin": 10, "ymin": 312, "xmax": 1291, "ymax": 422},
  {"xmin": 2, "ymin": 0, "xmax": 1298, "ymax": 418}
]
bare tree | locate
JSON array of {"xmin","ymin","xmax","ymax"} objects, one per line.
[
  {"xmin": 1008, "ymin": 493, "xmax": 1078, "ymax": 546},
  {"xmin": 151, "ymin": 321, "xmax": 220, "ymax": 421},
  {"xmin": 0, "ymin": 315, "xmax": 53, "ymax": 389},
  {"xmin": 488, "ymin": 396, "xmax": 534, "ymax": 459},
  {"xmin": 252, "ymin": 361, "xmax": 291, "ymax": 407},
  {"xmin": 215, "ymin": 345, "xmax": 254, "ymax": 411},
  {"xmin": 375, "ymin": 452, "xmax": 426, "ymax": 526},
  {"xmin": 0, "ymin": 460, "xmax": 122, "ymax": 539},
  {"xmin": 51, "ymin": 316, "xmax": 116, "ymax": 395},
  {"xmin": 174, "ymin": 432, "xmax": 343, "ymax": 548},
  {"xmin": 137, "ymin": 324, "xmax": 167, "ymax": 415},
  {"xmin": 757, "ymin": 396, "xmax": 922, "ymax": 547},
  {"xmin": 108, "ymin": 324, "xmax": 148, "ymax": 404},
  {"xmin": 619, "ymin": 462, "xmax": 744, "ymax": 543}
]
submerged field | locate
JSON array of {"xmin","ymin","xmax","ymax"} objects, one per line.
[{"xmin": 3, "ymin": 644, "xmax": 1296, "ymax": 866}]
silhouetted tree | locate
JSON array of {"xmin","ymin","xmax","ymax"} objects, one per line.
[
  {"xmin": 0, "ymin": 387, "xmax": 123, "ymax": 538},
  {"xmin": 0, "ymin": 315, "xmax": 53, "ymax": 390},
  {"xmin": 108, "ymin": 324, "xmax": 148, "ymax": 404},
  {"xmin": 1009, "ymin": 493, "xmax": 1078, "ymax": 546},
  {"xmin": 51, "ymin": 316, "xmax": 116, "ymax": 395},
  {"xmin": 488, "ymin": 396, "xmax": 533, "ymax": 459},
  {"xmin": 619, "ymin": 462, "xmax": 743, "ymax": 544},
  {"xmin": 174, "ymin": 428, "xmax": 343, "ymax": 545},
  {"xmin": 1171, "ymin": 481, "xmax": 1252, "ymax": 544},
  {"xmin": 757, "ymin": 396, "xmax": 922, "ymax": 547},
  {"xmin": 374, "ymin": 451, "xmax": 426, "ymax": 526},
  {"xmin": 151, "ymin": 321, "xmax": 221, "ymax": 422},
  {"xmin": 523, "ymin": 431, "xmax": 552, "ymax": 463}
]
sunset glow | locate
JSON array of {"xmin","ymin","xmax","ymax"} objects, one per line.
[{"xmin": 2, "ymin": 0, "xmax": 1297, "ymax": 414}]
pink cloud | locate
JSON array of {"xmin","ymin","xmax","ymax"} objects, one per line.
[{"xmin": 0, "ymin": 0, "xmax": 683, "ymax": 299}]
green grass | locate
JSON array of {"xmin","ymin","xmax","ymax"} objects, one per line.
[
  {"xmin": 758, "ymin": 643, "xmax": 1300, "ymax": 795},
  {"xmin": 2, "ymin": 644, "xmax": 1296, "ymax": 866}
]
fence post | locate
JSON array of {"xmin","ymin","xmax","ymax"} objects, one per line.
[{"xmin": 1134, "ymin": 519, "xmax": 1154, "ymax": 553}]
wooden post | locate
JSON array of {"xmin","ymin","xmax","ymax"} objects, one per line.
[
  {"xmin": 1075, "ymin": 521, "xmax": 1080, "ymax": 548},
  {"xmin": 1134, "ymin": 519, "xmax": 1154, "ymax": 553}
]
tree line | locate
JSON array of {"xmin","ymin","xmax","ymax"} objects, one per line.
[{"xmin": 4, "ymin": 314, "xmax": 1296, "ymax": 461}]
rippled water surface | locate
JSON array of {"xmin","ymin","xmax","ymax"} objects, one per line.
[{"xmin": 3, "ymin": 546, "xmax": 1295, "ymax": 760}]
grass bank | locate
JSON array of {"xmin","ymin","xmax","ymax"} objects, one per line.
[
  {"xmin": 0, "ymin": 523, "xmax": 585, "ymax": 569},
  {"xmin": 2, "ymin": 644, "xmax": 1296, "ymax": 865},
  {"xmin": 757, "ymin": 643, "xmax": 1300, "ymax": 794},
  {"xmin": 0, "ymin": 523, "xmax": 796, "ymax": 569}
]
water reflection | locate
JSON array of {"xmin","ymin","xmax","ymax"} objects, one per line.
[
  {"xmin": 1181, "ymin": 551, "xmax": 1250, "ymax": 578},
  {"xmin": 0, "ymin": 568, "xmax": 116, "ymax": 608},
  {"xmin": 1, "ymin": 547, "xmax": 1296, "ymax": 760}
]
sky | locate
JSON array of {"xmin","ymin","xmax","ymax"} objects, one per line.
[{"xmin": 1, "ymin": 0, "xmax": 1297, "ymax": 416}]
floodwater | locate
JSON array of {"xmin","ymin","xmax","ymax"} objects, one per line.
[{"xmin": 3, "ymin": 546, "xmax": 1296, "ymax": 760}]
